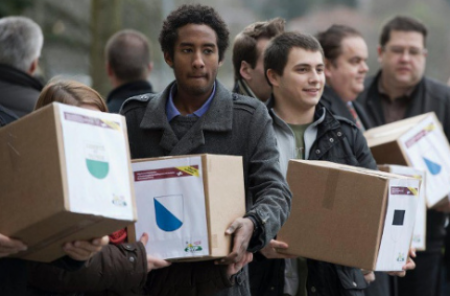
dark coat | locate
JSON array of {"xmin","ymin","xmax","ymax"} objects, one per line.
[
  {"xmin": 357, "ymin": 72, "xmax": 450, "ymax": 251},
  {"xmin": 0, "ymin": 64, "xmax": 43, "ymax": 118},
  {"xmin": 249, "ymin": 100, "xmax": 376, "ymax": 296},
  {"xmin": 120, "ymin": 80, "xmax": 292, "ymax": 296},
  {"xmin": 0, "ymin": 104, "xmax": 19, "ymax": 127},
  {"xmin": 320, "ymin": 86, "xmax": 374, "ymax": 129},
  {"xmin": 106, "ymin": 80, "xmax": 153, "ymax": 114}
]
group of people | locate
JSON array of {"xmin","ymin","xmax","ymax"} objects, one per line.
[{"xmin": 1, "ymin": 3, "xmax": 449, "ymax": 296}]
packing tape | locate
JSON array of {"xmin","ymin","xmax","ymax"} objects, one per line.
[{"xmin": 323, "ymin": 169, "xmax": 340, "ymax": 210}]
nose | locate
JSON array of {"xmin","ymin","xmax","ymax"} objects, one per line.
[
  {"xmin": 192, "ymin": 50, "xmax": 205, "ymax": 69},
  {"xmin": 399, "ymin": 51, "xmax": 411, "ymax": 62},
  {"xmin": 308, "ymin": 69, "xmax": 321, "ymax": 84},
  {"xmin": 360, "ymin": 61, "xmax": 369, "ymax": 73}
]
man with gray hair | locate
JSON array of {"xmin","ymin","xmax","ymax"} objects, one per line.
[
  {"xmin": 0, "ymin": 16, "xmax": 44, "ymax": 118},
  {"xmin": 105, "ymin": 29, "xmax": 154, "ymax": 113}
]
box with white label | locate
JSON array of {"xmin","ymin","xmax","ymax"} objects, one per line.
[
  {"xmin": 131, "ymin": 154, "xmax": 246, "ymax": 261},
  {"xmin": 364, "ymin": 112, "xmax": 450, "ymax": 208},
  {"xmin": 0, "ymin": 102, "xmax": 137, "ymax": 262},
  {"xmin": 379, "ymin": 165, "xmax": 427, "ymax": 251},
  {"xmin": 277, "ymin": 160, "xmax": 420, "ymax": 271}
]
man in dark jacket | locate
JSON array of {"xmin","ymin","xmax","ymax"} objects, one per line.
[
  {"xmin": 0, "ymin": 16, "xmax": 43, "ymax": 117},
  {"xmin": 256, "ymin": 30, "xmax": 374, "ymax": 296},
  {"xmin": 120, "ymin": 4, "xmax": 291, "ymax": 296},
  {"xmin": 357, "ymin": 15, "xmax": 450, "ymax": 296},
  {"xmin": 231, "ymin": 18, "xmax": 284, "ymax": 102},
  {"xmin": 0, "ymin": 104, "xmax": 18, "ymax": 127},
  {"xmin": 105, "ymin": 29, "xmax": 154, "ymax": 113}
]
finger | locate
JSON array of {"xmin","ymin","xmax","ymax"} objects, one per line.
[
  {"xmin": 139, "ymin": 232, "xmax": 149, "ymax": 246},
  {"xmin": 0, "ymin": 234, "xmax": 27, "ymax": 250},
  {"xmin": 148, "ymin": 256, "xmax": 172, "ymax": 270},
  {"xmin": 270, "ymin": 240, "xmax": 289, "ymax": 249},
  {"xmin": 73, "ymin": 240, "xmax": 103, "ymax": 253},
  {"xmin": 91, "ymin": 236, "xmax": 109, "ymax": 246},
  {"xmin": 216, "ymin": 252, "xmax": 238, "ymax": 265},
  {"xmin": 409, "ymin": 248, "xmax": 417, "ymax": 258}
]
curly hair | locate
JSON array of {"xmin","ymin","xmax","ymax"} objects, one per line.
[{"xmin": 159, "ymin": 4, "xmax": 229, "ymax": 62}]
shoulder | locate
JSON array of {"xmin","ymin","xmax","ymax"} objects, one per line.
[
  {"xmin": 424, "ymin": 77, "xmax": 450, "ymax": 99},
  {"xmin": 120, "ymin": 93, "xmax": 155, "ymax": 115},
  {"xmin": 231, "ymin": 93, "xmax": 265, "ymax": 115}
]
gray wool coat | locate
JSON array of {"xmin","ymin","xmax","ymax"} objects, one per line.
[{"xmin": 121, "ymin": 80, "xmax": 292, "ymax": 296}]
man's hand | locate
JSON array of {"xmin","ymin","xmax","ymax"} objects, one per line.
[
  {"xmin": 63, "ymin": 236, "xmax": 109, "ymax": 261},
  {"xmin": 362, "ymin": 270, "xmax": 376, "ymax": 283},
  {"xmin": 217, "ymin": 217, "xmax": 255, "ymax": 266},
  {"xmin": 260, "ymin": 239, "xmax": 297, "ymax": 259},
  {"xmin": 139, "ymin": 233, "xmax": 171, "ymax": 273},
  {"xmin": 225, "ymin": 251, "xmax": 253, "ymax": 279},
  {"xmin": 387, "ymin": 247, "xmax": 416, "ymax": 277},
  {"xmin": 0, "ymin": 233, "xmax": 27, "ymax": 258}
]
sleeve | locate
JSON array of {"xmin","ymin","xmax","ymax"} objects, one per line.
[
  {"xmin": 27, "ymin": 242, "xmax": 148, "ymax": 294},
  {"xmin": 244, "ymin": 103, "xmax": 292, "ymax": 252}
]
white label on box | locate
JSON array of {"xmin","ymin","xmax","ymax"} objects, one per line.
[
  {"xmin": 399, "ymin": 115, "xmax": 450, "ymax": 207},
  {"xmin": 132, "ymin": 156, "xmax": 210, "ymax": 259},
  {"xmin": 385, "ymin": 165, "xmax": 426, "ymax": 251},
  {"xmin": 376, "ymin": 178, "xmax": 419, "ymax": 271},
  {"xmin": 58, "ymin": 103, "xmax": 134, "ymax": 220}
]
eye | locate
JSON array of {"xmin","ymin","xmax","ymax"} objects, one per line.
[
  {"xmin": 316, "ymin": 68, "xmax": 324, "ymax": 73},
  {"xmin": 296, "ymin": 67, "xmax": 307, "ymax": 73},
  {"xmin": 182, "ymin": 48, "xmax": 193, "ymax": 53},
  {"xmin": 203, "ymin": 48, "xmax": 214, "ymax": 54}
]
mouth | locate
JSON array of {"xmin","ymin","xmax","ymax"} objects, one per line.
[
  {"xmin": 189, "ymin": 74, "xmax": 207, "ymax": 79},
  {"xmin": 303, "ymin": 88, "xmax": 320, "ymax": 95}
]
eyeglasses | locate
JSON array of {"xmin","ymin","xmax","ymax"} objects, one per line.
[{"xmin": 384, "ymin": 46, "xmax": 427, "ymax": 57}]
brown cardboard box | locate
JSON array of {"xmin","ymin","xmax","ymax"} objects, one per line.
[
  {"xmin": 0, "ymin": 103, "xmax": 137, "ymax": 262},
  {"xmin": 131, "ymin": 154, "xmax": 246, "ymax": 261},
  {"xmin": 277, "ymin": 160, "xmax": 420, "ymax": 271},
  {"xmin": 364, "ymin": 112, "xmax": 450, "ymax": 208}
]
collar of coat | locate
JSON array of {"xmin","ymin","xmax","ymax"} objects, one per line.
[{"xmin": 139, "ymin": 80, "xmax": 233, "ymax": 132}]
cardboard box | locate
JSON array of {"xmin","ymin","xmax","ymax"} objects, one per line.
[
  {"xmin": 131, "ymin": 154, "xmax": 246, "ymax": 261},
  {"xmin": 364, "ymin": 112, "xmax": 450, "ymax": 208},
  {"xmin": 379, "ymin": 165, "xmax": 427, "ymax": 251},
  {"xmin": 277, "ymin": 160, "xmax": 420, "ymax": 271},
  {"xmin": 0, "ymin": 103, "xmax": 137, "ymax": 262}
]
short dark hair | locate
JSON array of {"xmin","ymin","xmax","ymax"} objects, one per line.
[
  {"xmin": 380, "ymin": 16, "xmax": 427, "ymax": 47},
  {"xmin": 159, "ymin": 4, "xmax": 229, "ymax": 62},
  {"xmin": 105, "ymin": 29, "xmax": 151, "ymax": 82},
  {"xmin": 232, "ymin": 18, "xmax": 285, "ymax": 80},
  {"xmin": 316, "ymin": 25, "xmax": 362, "ymax": 65},
  {"xmin": 264, "ymin": 32, "xmax": 323, "ymax": 84}
]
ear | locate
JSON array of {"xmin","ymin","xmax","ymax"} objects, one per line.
[
  {"xmin": 266, "ymin": 69, "xmax": 280, "ymax": 87},
  {"xmin": 148, "ymin": 62, "xmax": 154, "ymax": 72},
  {"xmin": 377, "ymin": 45, "xmax": 383, "ymax": 63},
  {"xmin": 239, "ymin": 61, "xmax": 252, "ymax": 81},
  {"xmin": 164, "ymin": 52, "xmax": 174, "ymax": 68},
  {"xmin": 28, "ymin": 58, "xmax": 38, "ymax": 75},
  {"xmin": 218, "ymin": 60, "xmax": 224, "ymax": 67},
  {"xmin": 106, "ymin": 62, "xmax": 114, "ymax": 77},
  {"xmin": 324, "ymin": 58, "xmax": 333, "ymax": 79}
]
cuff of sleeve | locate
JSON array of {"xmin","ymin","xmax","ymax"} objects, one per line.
[{"xmin": 244, "ymin": 213, "xmax": 265, "ymax": 252}]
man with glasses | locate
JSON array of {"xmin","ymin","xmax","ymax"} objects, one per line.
[{"xmin": 358, "ymin": 15, "xmax": 450, "ymax": 296}]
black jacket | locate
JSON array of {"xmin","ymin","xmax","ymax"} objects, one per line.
[
  {"xmin": 357, "ymin": 72, "xmax": 450, "ymax": 251},
  {"xmin": 106, "ymin": 80, "xmax": 153, "ymax": 113},
  {"xmin": 320, "ymin": 86, "xmax": 373, "ymax": 129},
  {"xmin": 249, "ymin": 100, "xmax": 376, "ymax": 296},
  {"xmin": 0, "ymin": 104, "xmax": 19, "ymax": 127},
  {"xmin": 0, "ymin": 64, "xmax": 43, "ymax": 118}
]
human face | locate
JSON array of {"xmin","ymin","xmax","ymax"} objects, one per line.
[
  {"xmin": 164, "ymin": 24, "xmax": 221, "ymax": 99},
  {"xmin": 378, "ymin": 30, "xmax": 427, "ymax": 88},
  {"xmin": 246, "ymin": 38, "xmax": 272, "ymax": 101},
  {"xmin": 271, "ymin": 47, "xmax": 325, "ymax": 111},
  {"xmin": 325, "ymin": 36, "xmax": 368, "ymax": 102}
]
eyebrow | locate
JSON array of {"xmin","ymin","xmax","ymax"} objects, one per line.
[
  {"xmin": 179, "ymin": 42, "xmax": 217, "ymax": 47},
  {"xmin": 294, "ymin": 63, "xmax": 324, "ymax": 67}
]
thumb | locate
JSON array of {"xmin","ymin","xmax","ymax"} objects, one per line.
[
  {"xmin": 139, "ymin": 232, "xmax": 149, "ymax": 246},
  {"xmin": 226, "ymin": 220, "xmax": 240, "ymax": 235}
]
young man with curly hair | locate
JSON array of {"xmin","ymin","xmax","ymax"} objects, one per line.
[{"xmin": 121, "ymin": 4, "xmax": 291, "ymax": 296}]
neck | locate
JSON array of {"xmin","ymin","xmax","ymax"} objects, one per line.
[
  {"xmin": 380, "ymin": 73, "xmax": 413, "ymax": 101},
  {"xmin": 173, "ymin": 85, "xmax": 213, "ymax": 115},
  {"xmin": 272, "ymin": 90, "xmax": 315, "ymax": 125}
]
